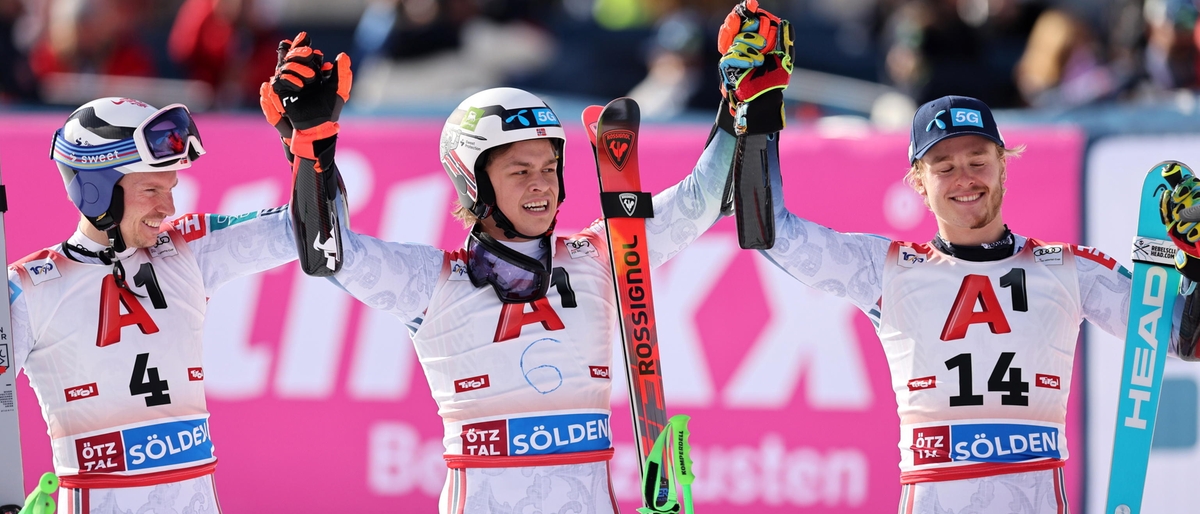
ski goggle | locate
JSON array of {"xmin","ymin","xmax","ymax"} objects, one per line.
[
  {"xmin": 133, "ymin": 104, "xmax": 205, "ymax": 164},
  {"xmin": 51, "ymin": 104, "xmax": 205, "ymax": 170},
  {"xmin": 466, "ymin": 231, "xmax": 552, "ymax": 304}
]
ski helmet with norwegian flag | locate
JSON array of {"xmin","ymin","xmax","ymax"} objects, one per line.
[{"xmin": 439, "ymin": 88, "xmax": 567, "ymax": 223}]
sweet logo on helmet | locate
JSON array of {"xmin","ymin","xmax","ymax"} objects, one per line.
[{"xmin": 603, "ymin": 130, "xmax": 635, "ymax": 171}]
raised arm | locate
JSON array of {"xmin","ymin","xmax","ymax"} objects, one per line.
[
  {"xmin": 170, "ymin": 207, "xmax": 297, "ymax": 297},
  {"xmin": 640, "ymin": 128, "xmax": 737, "ymax": 268},
  {"xmin": 332, "ymin": 227, "xmax": 444, "ymax": 331},
  {"xmin": 757, "ymin": 140, "xmax": 891, "ymax": 315}
]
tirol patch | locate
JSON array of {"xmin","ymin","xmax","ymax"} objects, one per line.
[
  {"xmin": 1033, "ymin": 244, "xmax": 1063, "ymax": 266},
  {"xmin": 23, "ymin": 257, "xmax": 61, "ymax": 285},
  {"xmin": 460, "ymin": 107, "xmax": 485, "ymax": 132},
  {"xmin": 149, "ymin": 232, "xmax": 177, "ymax": 258},
  {"xmin": 449, "ymin": 259, "xmax": 469, "ymax": 281},
  {"xmin": 602, "ymin": 130, "xmax": 635, "ymax": 171},
  {"xmin": 564, "ymin": 238, "xmax": 598, "ymax": 259}
]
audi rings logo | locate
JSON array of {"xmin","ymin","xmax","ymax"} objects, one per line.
[{"xmin": 1033, "ymin": 246, "xmax": 1062, "ymax": 257}]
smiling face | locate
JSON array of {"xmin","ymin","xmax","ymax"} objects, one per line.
[
  {"xmin": 82, "ymin": 171, "xmax": 178, "ymax": 248},
  {"xmin": 479, "ymin": 139, "xmax": 560, "ymax": 240},
  {"xmin": 913, "ymin": 135, "xmax": 1007, "ymax": 245}
]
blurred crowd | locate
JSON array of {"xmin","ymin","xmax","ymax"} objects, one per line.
[{"xmin": 0, "ymin": 0, "xmax": 1197, "ymax": 117}]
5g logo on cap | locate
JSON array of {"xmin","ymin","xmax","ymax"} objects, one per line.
[{"xmin": 950, "ymin": 108, "xmax": 984, "ymax": 128}]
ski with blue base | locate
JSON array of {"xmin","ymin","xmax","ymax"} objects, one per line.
[{"xmin": 1105, "ymin": 160, "xmax": 1189, "ymax": 514}]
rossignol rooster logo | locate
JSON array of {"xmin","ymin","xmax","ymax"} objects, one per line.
[
  {"xmin": 619, "ymin": 193, "xmax": 638, "ymax": 216},
  {"xmin": 603, "ymin": 130, "xmax": 634, "ymax": 171}
]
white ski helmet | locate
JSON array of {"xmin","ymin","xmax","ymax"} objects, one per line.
[
  {"xmin": 51, "ymin": 97, "xmax": 205, "ymax": 231},
  {"xmin": 439, "ymin": 87, "xmax": 566, "ymax": 224}
]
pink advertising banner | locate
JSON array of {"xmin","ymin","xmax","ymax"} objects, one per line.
[{"xmin": 6, "ymin": 113, "xmax": 1084, "ymax": 512}]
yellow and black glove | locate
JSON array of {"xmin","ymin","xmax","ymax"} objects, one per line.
[
  {"xmin": 716, "ymin": 0, "xmax": 795, "ymax": 135},
  {"xmin": 1160, "ymin": 162, "xmax": 1200, "ymax": 281}
]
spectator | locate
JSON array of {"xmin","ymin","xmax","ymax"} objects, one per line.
[
  {"xmin": 1015, "ymin": 9, "xmax": 1120, "ymax": 107},
  {"xmin": 1142, "ymin": 0, "xmax": 1200, "ymax": 90},
  {"xmin": 0, "ymin": 0, "xmax": 37, "ymax": 102},
  {"xmin": 168, "ymin": 0, "xmax": 283, "ymax": 108},
  {"xmin": 29, "ymin": 0, "xmax": 156, "ymax": 80}
]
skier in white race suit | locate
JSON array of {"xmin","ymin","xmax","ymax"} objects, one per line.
[
  {"xmin": 265, "ymin": 10, "xmax": 793, "ymax": 513},
  {"xmin": 6, "ymin": 29, "xmax": 352, "ymax": 512},
  {"xmin": 5, "ymin": 97, "xmax": 303, "ymax": 512},
  {"xmin": 760, "ymin": 94, "xmax": 1200, "ymax": 513}
]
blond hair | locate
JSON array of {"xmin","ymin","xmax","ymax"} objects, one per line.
[
  {"xmin": 905, "ymin": 143, "xmax": 1027, "ymax": 194},
  {"xmin": 452, "ymin": 203, "xmax": 479, "ymax": 229}
]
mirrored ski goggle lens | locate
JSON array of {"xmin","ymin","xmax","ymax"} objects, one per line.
[
  {"xmin": 143, "ymin": 107, "xmax": 201, "ymax": 160},
  {"xmin": 468, "ymin": 239, "xmax": 546, "ymax": 302}
]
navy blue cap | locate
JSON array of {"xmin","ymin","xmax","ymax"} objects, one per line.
[{"xmin": 908, "ymin": 95, "xmax": 1005, "ymax": 163}]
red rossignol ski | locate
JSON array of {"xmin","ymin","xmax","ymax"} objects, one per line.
[{"xmin": 584, "ymin": 99, "xmax": 673, "ymax": 509}]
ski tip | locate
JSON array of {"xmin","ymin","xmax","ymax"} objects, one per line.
[
  {"xmin": 582, "ymin": 105, "xmax": 603, "ymax": 145},
  {"xmin": 601, "ymin": 97, "xmax": 640, "ymax": 124},
  {"xmin": 1154, "ymin": 160, "xmax": 1193, "ymax": 188}
]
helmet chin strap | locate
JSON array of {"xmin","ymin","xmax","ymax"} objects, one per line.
[
  {"xmin": 487, "ymin": 205, "xmax": 558, "ymax": 240},
  {"xmin": 106, "ymin": 226, "xmax": 128, "ymax": 253}
]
